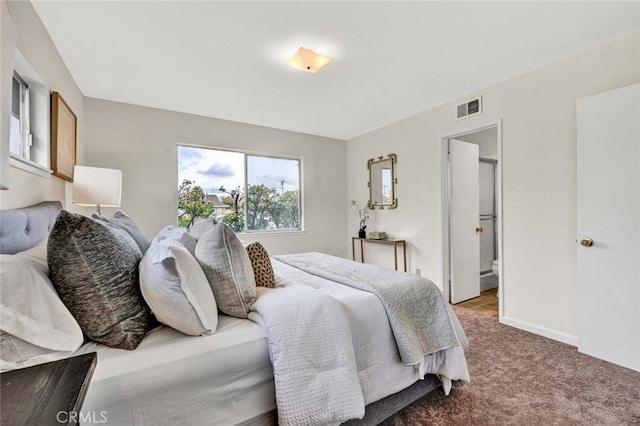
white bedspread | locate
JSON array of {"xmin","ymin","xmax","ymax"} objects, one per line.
[
  {"xmin": 77, "ymin": 316, "xmax": 275, "ymax": 425},
  {"xmin": 249, "ymin": 259, "xmax": 470, "ymax": 426},
  {"xmin": 76, "ymin": 257, "xmax": 469, "ymax": 426},
  {"xmin": 249, "ymin": 285, "xmax": 365, "ymax": 425}
]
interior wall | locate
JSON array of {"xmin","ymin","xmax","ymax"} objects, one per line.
[
  {"xmin": 0, "ymin": 1, "xmax": 84, "ymax": 210},
  {"xmin": 346, "ymin": 31, "xmax": 640, "ymax": 341},
  {"xmin": 0, "ymin": 0, "xmax": 16, "ymax": 190},
  {"xmin": 84, "ymin": 98, "xmax": 348, "ymax": 258}
]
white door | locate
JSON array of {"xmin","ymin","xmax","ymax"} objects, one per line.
[
  {"xmin": 577, "ymin": 83, "xmax": 640, "ymax": 372},
  {"xmin": 450, "ymin": 139, "xmax": 480, "ymax": 304}
]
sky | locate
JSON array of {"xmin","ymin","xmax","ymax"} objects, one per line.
[{"xmin": 177, "ymin": 146, "xmax": 299, "ymax": 196}]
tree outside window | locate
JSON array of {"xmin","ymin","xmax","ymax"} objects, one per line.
[{"xmin": 177, "ymin": 146, "xmax": 301, "ymax": 232}]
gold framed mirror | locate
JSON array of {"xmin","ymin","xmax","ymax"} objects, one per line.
[{"xmin": 367, "ymin": 154, "xmax": 397, "ymax": 209}]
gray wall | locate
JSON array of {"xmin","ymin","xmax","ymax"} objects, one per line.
[
  {"xmin": 0, "ymin": 1, "xmax": 84, "ymax": 209},
  {"xmin": 84, "ymin": 98, "xmax": 348, "ymax": 258}
]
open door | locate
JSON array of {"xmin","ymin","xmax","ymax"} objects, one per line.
[
  {"xmin": 577, "ymin": 83, "xmax": 639, "ymax": 372},
  {"xmin": 449, "ymin": 139, "xmax": 480, "ymax": 304}
]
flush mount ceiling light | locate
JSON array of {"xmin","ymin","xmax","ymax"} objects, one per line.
[{"xmin": 285, "ymin": 47, "xmax": 333, "ymax": 74}]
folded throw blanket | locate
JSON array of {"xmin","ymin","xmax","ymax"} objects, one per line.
[{"xmin": 274, "ymin": 252, "xmax": 460, "ymax": 375}]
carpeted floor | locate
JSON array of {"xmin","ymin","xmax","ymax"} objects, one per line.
[{"xmin": 383, "ymin": 306, "xmax": 640, "ymax": 426}]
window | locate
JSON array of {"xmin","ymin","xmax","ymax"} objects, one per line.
[
  {"xmin": 10, "ymin": 72, "xmax": 31, "ymax": 160},
  {"xmin": 7, "ymin": 50, "xmax": 51, "ymax": 177},
  {"xmin": 177, "ymin": 146, "xmax": 302, "ymax": 233}
]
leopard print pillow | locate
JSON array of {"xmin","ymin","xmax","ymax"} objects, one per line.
[{"xmin": 245, "ymin": 241, "xmax": 275, "ymax": 288}]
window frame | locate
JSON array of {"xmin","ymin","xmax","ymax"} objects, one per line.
[
  {"xmin": 178, "ymin": 144, "xmax": 305, "ymax": 235},
  {"xmin": 9, "ymin": 50, "xmax": 52, "ymax": 178},
  {"xmin": 10, "ymin": 71, "xmax": 31, "ymax": 160}
]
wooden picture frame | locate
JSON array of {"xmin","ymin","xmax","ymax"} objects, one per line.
[{"xmin": 51, "ymin": 92, "xmax": 77, "ymax": 181}]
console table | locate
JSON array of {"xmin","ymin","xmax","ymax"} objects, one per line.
[{"xmin": 352, "ymin": 237, "xmax": 407, "ymax": 272}]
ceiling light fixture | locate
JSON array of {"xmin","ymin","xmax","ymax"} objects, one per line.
[{"xmin": 285, "ymin": 47, "xmax": 332, "ymax": 74}]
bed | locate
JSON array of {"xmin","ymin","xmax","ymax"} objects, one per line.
[{"xmin": 0, "ymin": 201, "xmax": 468, "ymax": 425}]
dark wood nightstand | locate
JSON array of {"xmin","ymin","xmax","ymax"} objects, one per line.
[{"xmin": 1, "ymin": 352, "xmax": 97, "ymax": 426}]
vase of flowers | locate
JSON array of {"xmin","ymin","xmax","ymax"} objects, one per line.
[{"xmin": 351, "ymin": 200, "xmax": 371, "ymax": 238}]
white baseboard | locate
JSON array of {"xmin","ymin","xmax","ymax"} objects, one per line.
[
  {"xmin": 480, "ymin": 274, "xmax": 498, "ymax": 292},
  {"xmin": 499, "ymin": 316, "xmax": 578, "ymax": 347},
  {"xmin": 480, "ymin": 281, "xmax": 498, "ymax": 292}
]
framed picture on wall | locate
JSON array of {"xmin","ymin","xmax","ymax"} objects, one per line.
[{"xmin": 51, "ymin": 91, "xmax": 77, "ymax": 181}]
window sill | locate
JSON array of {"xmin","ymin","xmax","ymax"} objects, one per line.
[
  {"xmin": 10, "ymin": 154, "xmax": 52, "ymax": 178},
  {"xmin": 239, "ymin": 229, "xmax": 306, "ymax": 238}
]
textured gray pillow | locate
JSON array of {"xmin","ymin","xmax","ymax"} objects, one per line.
[
  {"xmin": 195, "ymin": 222, "xmax": 256, "ymax": 318},
  {"xmin": 48, "ymin": 210, "xmax": 151, "ymax": 350},
  {"xmin": 93, "ymin": 210, "xmax": 150, "ymax": 254}
]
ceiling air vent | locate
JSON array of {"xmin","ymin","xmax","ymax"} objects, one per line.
[{"xmin": 456, "ymin": 96, "xmax": 482, "ymax": 120}]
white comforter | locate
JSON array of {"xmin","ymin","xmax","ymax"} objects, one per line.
[{"xmin": 249, "ymin": 259, "xmax": 470, "ymax": 426}]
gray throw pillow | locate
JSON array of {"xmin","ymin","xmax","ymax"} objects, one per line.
[
  {"xmin": 93, "ymin": 210, "xmax": 150, "ymax": 254},
  {"xmin": 48, "ymin": 210, "xmax": 151, "ymax": 350},
  {"xmin": 195, "ymin": 222, "xmax": 256, "ymax": 318},
  {"xmin": 180, "ymin": 233, "xmax": 197, "ymax": 257}
]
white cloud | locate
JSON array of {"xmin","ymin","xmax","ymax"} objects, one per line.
[{"xmin": 178, "ymin": 146, "xmax": 300, "ymax": 195}]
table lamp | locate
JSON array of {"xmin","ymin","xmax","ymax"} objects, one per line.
[{"xmin": 72, "ymin": 165, "xmax": 122, "ymax": 215}]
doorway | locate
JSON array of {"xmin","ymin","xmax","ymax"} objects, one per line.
[{"xmin": 442, "ymin": 120, "xmax": 503, "ymax": 320}]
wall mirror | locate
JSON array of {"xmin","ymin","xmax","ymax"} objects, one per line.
[{"xmin": 367, "ymin": 153, "xmax": 397, "ymax": 209}]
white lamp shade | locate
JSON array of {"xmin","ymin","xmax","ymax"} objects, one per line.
[{"xmin": 72, "ymin": 165, "xmax": 122, "ymax": 208}]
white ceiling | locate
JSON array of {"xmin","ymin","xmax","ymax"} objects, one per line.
[{"xmin": 32, "ymin": 1, "xmax": 640, "ymax": 140}]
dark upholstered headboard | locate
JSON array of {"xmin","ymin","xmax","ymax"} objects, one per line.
[{"xmin": 0, "ymin": 201, "xmax": 62, "ymax": 254}]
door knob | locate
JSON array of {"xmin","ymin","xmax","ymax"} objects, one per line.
[
  {"xmin": 580, "ymin": 238, "xmax": 594, "ymax": 247},
  {"xmin": 475, "ymin": 227, "xmax": 484, "ymax": 234}
]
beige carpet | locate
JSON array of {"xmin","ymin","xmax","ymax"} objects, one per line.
[{"xmin": 383, "ymin": 306, "xmax": 640, "ymax": 426}]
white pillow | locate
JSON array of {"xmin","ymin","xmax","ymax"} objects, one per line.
[
  {"xmin": 16, "ymin": 238, "xmax": 48, "ymax": 269},
  {"xmin": 155, "ymin": 225, "xmax": 197, "ymax": 255},
  {"xmin": 187, "ymin": 218, "xmax": 217, "ymax": 240},
  {"xmin": 140, "ymin": 236, "xmax": 218, "ymax": 336},
  {"xmin": 0, "ymin": 250, "xmax": 84, "ymax": 371}
]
